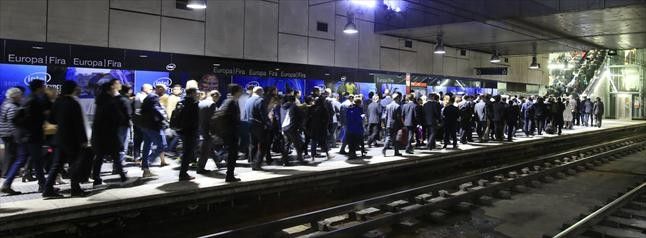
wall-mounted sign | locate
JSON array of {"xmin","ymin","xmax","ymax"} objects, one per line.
[{"xmin": 475, "ymin": 67, "xmax": 508, "ymax": 75}]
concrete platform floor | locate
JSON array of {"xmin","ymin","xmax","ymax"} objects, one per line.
[
  {"xmin": 0, "ymin": 120, "xmax": 642, "ymax": 220},
  {"xmin": 389, "ymin": 135, "xmax": 646, "ymax": 238}
]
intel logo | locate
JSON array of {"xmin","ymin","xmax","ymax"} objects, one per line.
[
  {"xmin": 154, "ymin": 77, "xmax": 173, "ymax": 87},
  {"xmin": 166, "ymin": 63, "xmax": 176, "ymax": 71},
  {"xmin": 24, "ymin": 72, "xmax": 52, "ymax": 85}
]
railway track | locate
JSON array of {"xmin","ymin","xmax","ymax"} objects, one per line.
[
  {"xmin": 201, "ymin": 135, "xmax": 646, "ymax": 238},
  {"xmin": 552, "ymin": 181, "xmax": 646, "ymax": 238}
]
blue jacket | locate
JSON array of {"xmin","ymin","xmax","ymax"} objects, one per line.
[
  {"xmin": 345, "ymin": 106, "xmax": 364, "ymax": 135},
  {"xmin": 243, "ymin": 95, "xmax": 270, "ymax": 127}
]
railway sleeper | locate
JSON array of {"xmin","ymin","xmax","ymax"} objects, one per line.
[
  {"xmin": 351, "ymin": 207, "xmax": 382, "ymax": 221},
  {"xmin": 603, "ymin": 216, "xmax": 646, "ymax": 231},
  {"xmin": 586, "ymin": 225, "xmax": 646, "ymax": 238}
]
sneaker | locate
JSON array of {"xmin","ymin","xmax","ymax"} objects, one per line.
[
  {"xmin": 225, "ymin": 177, "xmax": 241, "ymax": 183},
  {"xmin": 0, "ymin": 187, "xmax": 22, "ymax": 195}
]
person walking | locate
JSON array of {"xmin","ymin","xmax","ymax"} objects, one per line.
[
  {"xmin": 534, "ymin": 97, "xmax": 547, "ymax": 135},
  {"xmin": 441, "ymin": 96, "xmax": 459, "ymax": 149},
  {"xmin": 0, "ymin": 88, "xmax": 24, "ymax": 195},
  {"xmin": 365, "ymin": 95, "xmax": 382, "ymax": 147},
  {"xmin": 423, "ymin": 93, "xmax": 442, "ymax": 150},
  {"xmin": 244, "ymin": 87, "xmax": 270, "ymax": 170},
  {"xmin": 382, "ymin": 92, "xmax": 403, "ymax": 157},
  {"xmin": 458, "ymin": 95, "xmax": 475, "ymax": 144},
  {"xmin": 213, "ymin": 84, "xmax": 244, "ymax": 182},
  {"xmin": 42, "ymin": 81, "xmax": 91, "ymax": 197},
  {"xmin": 197, "ymin": 90, "xmax": 222, "ymax": 174},
  {"xmin": 491, "ymin": 95, "xmax": 506, "ymax": 141},
  {"xmin": 139, "ymin": 84, "xmax": 169, "ymax": 177},
  {"xmin": 593, "ymin": 97, "xmax": 604, "ymax": 128},
  {"xmin": 474, "ymin": 95, "xmax": 487, "ymax": 141},
  {"xmin": 91, "ymin": 78, "xmax": 128, "ymax": 186},
  {"xmin": 176, "ymin": 88, "xmax": 199, "ymax": 181},
  {"xmin": 0, "ymin": 88, "xmax": 22, "ymax": 179},
  {"xmin": 279, "ymin": 95, "xmax": 306, "ymax": 164},
  {"xmin": 309, "ymin": 88, "xmax": 333, "ymax": 160},
  {"xmin": 401, "ymin": 94, "xmax": 417, "ymax": 154},
  {"xmin": 553, "ymin": 97, "xmax": 566, "ymax": 135},
  {"xmin": 345, "ymin": 98, "xmax": 366, "ymax": 159}
]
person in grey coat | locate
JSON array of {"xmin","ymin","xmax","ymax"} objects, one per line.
[
  {"xmin": 593, "ymin": 97, "xmax": 604, "ymax": 128},
  {"xmin": 474, "ymin": 95, "xmax": 488, "ymax": 141},
  {"xmin": 401, "ymin": 94, "xmax": 417, "ymax": 154},
  {"xmin": 382, "ymin": 92, "xmax": 403, "ymax": 157},
  {"xmin": 197, "ymin": 90, "xmax": 222, "ymax": 174},
  {"xmin": 582, "ymin": 97, "xmax": 593, "ymax": 126},
  {"xmin": 366, "ymin": 95, "xmax": 382, "ymax": 147}
]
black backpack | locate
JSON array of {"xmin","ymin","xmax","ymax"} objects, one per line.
[
  {"xmin": 169, "ymin": 101, "xmax": 185, "ymax": 131},
  {"xmin": 208, "ymin": 109, "xmax": 228, "ymax": 145}
]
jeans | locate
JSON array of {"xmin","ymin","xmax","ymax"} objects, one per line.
[
  {"xmin": 166, "ymin": 130, "xmax": 181, "ymax": 153},
  {"xmin": 3, "ymin": 143, "xmax": 45, "ymax": 187},
  {"xmin": 282, "ymin": 129, "xmax": 304, "ymax": 160},
  {"xmin": 405, "ymin": 126, "xmax": 416, "ymax": 151},
  {"xmin": 1, "ymin": 136, "xmax": 17, "ymax": 177},
  {"xmin": 198, "ymin": 134, "xmax": 221, "ymax": 171},
  {"xmin": 459, "ymin": 122, "xmax": 473, "ymax": 143},
  {"xmin": 133, "ymin": 125, "xmax": 144, "ymax": 158},
  {"xmin": 523, "ymin": 118, "xmax": 534, "ymax": 136},
  {"xmin": 595, "ymin": 114, "xmax": 603, "ymax": 127},
  {"xmin": 93, "ymin": 151, "xmax": 123, "ymax": 181},
  {"xmin": 383, "ymin": 128, "xmax": 400, "ymax": 154},
  {"xmin": 582, "ymin": 113, "xmax": 589, "ymax": 126},
  {"xmin": 117, "ymin": 126, "xmax": 130, "ymax": 168},
  {"xmin": 476, "ymin": 120, "xmax": 486, "ymax": 139},
  {"xmin": 141, "ymin": 128, "xmax": 167, "ymax": 169},
  {"xmin": 366, "ymin": 123, "xmax": 380, "ymax": 146},
  {"xmin": 536, "ymin": 118, "xmax": 546, "ymax": 134},
  {"xmin": 494, "ymin": 121, "xmax": 505, "ymax": 141},
  {"xmin": 506, "ymin": 122, "xmax": 516, "ymax": 141}
]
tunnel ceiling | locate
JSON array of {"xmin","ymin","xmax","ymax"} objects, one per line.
[{"xmin": 374, "ymin": 0, "xmax": 646, "ymax": 55}]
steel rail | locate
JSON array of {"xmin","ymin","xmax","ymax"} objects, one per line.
[{"xmin": 552, "ymin": 181, "xmax": 646, "ymax": 238}]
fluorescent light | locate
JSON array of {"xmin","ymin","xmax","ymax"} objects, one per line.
[
  {"xmin": 529, "ymin": 56, "xmax": 540, "ymax": 69},
  {"xmin": 138, "ymin": 55, "xmax": 148, "ymax": 58},
  {"xmin": 434, "ymin": 35, "xmax": 445, "ymax": 54},
  {"xmin": 343, "ymin": 21, "xmax": 358, "ymax": 34},
  {"xmin": 490, "ymin": 53, "xmax": 501, "ymax": 63},
  {"xmin": 350, "ymin": 0, "xmax": 377, "ymax": 8},
  {"xmin": 187, "ymin": 0, "xmax": 206, "ymax": 9}
]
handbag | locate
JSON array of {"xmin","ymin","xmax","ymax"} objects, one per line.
[{"xmin": 396, "ymin": 127, "xmax": 408, "ymax": 146}]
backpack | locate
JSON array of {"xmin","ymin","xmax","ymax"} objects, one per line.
[{"xmin": 169, "ymin": 101, "xmax": 185, "ymax": 131}]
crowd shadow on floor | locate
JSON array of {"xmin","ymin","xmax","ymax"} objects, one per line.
[
  {"xmin": 157, "ymin": 181, "xmax": 199, "ymax": 192},
  {"xmin": 0, "ymin": 207, "xmax": 26, "ymax": 214}
]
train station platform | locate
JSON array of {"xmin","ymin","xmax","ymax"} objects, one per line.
[{"xmin": 0, "ymin": 120, "xmax": 645, "ymax": 236}]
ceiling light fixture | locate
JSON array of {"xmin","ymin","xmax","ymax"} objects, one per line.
[
  {"xmin": 490, "ymin": 50, "xmax": 501, "ymax": 63},
  {"xmin": 343, "ymin": 12, "xmax": 358, "ymax": 34},
  {"xmin": 32, "ymin": 46, "xmax": 45, "ymax": 50},
  {"xmin": 187, "ymin": 0, "xmax": 207, "ymax": 9},
  {"xmin": 138, "ymin": 54, "xmax": 148, "ymax": 58},
  {"xmin": 434, "ymin": 34, "xmax": 445, "ymax": 54},
  {"xmin": 529, "ymin": 43, "xmax": 540, "ymax": 69}
]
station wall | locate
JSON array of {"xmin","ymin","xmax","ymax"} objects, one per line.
[{"xmin": 0, "ymin": 0, "xmax": 549, "ymax": 86}]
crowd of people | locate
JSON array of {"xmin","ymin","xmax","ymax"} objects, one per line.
[{"xmin": 0, "ymin": 76, "xmax": 605, "ymax": 198}]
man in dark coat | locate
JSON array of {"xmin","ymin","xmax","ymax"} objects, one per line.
[
  {"xmin": 458, "ymin": 95, "xmax": 475, "ymax": 144},
  {"xmin": 216, "ymin": 84, "xmax": 244, "ymax": 182},
  {"xmin": 401, "ymin": 94, "xmax": 417, "ymax": 154},
  {"xmin": 42, "ymin": 81, "xmax": 89, "ymax": 197},
  {"xmin": 505, "ymin": 98, "xmax": 520, "ymax": 141},
  {"xmin": 366, "ymin": 95, "xmax": 382, "ymax": 147},
  {"xmin": 442, "ymin": 96, "xmax": 459, "ymax": 149},
  {"xmin": 244, "ymin": 87, "xmax": 270, "ymax": 170},
  {"xmin": 91, "ymin": 78, "xmax": 128, "ymax": 185},
  {"xmin": 309, "ymin": 88, "xmax": 333, "ymax": 159},
  {"xmin": 491, "ymin": 95, "xmax": 506, "ymax": 141},
  {"xmin": 553, "ymin": 97, "xmax": 566, "ymax": 135},
  {"xmin": 533, "ymin": 97, "xmax": 547, "ymax": 135},
  {"xmin": 423, "ymin": 93, "xmax": 442, "ymax": 150},
  {"xmin": 382, "ymin": 92, "xmax": 403, "ymax": 157},
  {"xmin": 593, "ymin": 97, "xmax": 604, "ymax": 128},
  {"xmin": 414, "ymin": 97, "xmax": 426, "ymax": 147},
  {"xmin": 139, "ymin": 87, "xmax": 168, "ymax": 177},
  {"xmin": 178, "ymin": 88, "xmax": 200, "ymax": 181}
]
